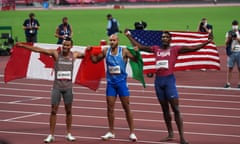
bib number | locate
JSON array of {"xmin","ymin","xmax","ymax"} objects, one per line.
[
  {"xmin": 57, "ymin": 71, "xmax": 71, "ymax": 80},
  {"xmin": 156, "ymin": 60, "xmax": 169, "ymax": 69},
  {"xmin": 109, "ymin": 65, "xmax": 121, "ymax": 74}
]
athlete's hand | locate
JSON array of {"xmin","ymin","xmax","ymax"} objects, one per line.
[
  {"xmin": 124, "ymin": 28, "xmax": 131, "ymax": 36},
  {"xmin": 208, "ymin": 34, "xmax": 214, "ymax": 43},
  {"xmin": 86, "ymin": 46, "xmax": 92, "ymax": 51},
  {"xmin": 133, "ymin": 46, "xmax": 139, "ymax": 52}
]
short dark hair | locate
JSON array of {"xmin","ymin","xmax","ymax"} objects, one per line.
[
  {"xmin": 29, "ymin": 13, "xmax": 35, "ymax": 17},
  {"xmin": 134, "ymin": 21, "xmax": 147, "ymax": 30},
  {"xmin": 162, "ymin": 31, "xmax": 171, "ymax": 38},
  {"xmin": 62, "ymin": 17, "xmax": 68, "ymax": 21},
  {"xmin": 107, "ymin": 14, "xmax": 112, "ymax": 18},
  {"xmin": 232, "ymin": 20, "xmax": 238, "ymax": 25},
  {"xmin": 64, "ymin": 37, "xmax": 73, "ymax": 45}
]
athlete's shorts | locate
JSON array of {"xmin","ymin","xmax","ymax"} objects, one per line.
[
  {"xmin": 227, "ymin": 51, "xmax": 240, "ymax": 68},
  {"xmin": 51, "ymin": 88, "xmax": 73, "ymax": 105},
  {"xmin": 106, "ymin": 80, "xmax": 130, "ymax": 97},
  {"xmin": 154, "ymin": 74, "xmax": 179, "ymax": 101}
]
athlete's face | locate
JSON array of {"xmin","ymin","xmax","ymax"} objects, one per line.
[
  {"xmin": 161, "ymin": 33, "xmax": 171, "ymax": 49},
  {"xmin": 109, "ymin": 34, "xmax": 119, "ymax": 48},
  {"xmin": 62, "ymin": 40, "xmax": 72, "ymax": 53}
]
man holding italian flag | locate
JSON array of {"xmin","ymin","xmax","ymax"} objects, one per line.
[{"xmin": 89, "ymin": 34, "xmax": 138, "ymax": 142}]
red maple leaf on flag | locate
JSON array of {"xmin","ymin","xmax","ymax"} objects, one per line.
[
  {"xmin": 38, "ymin": 47, "xmax": 61, "ymax": 68},
  {"xmin": 38, "ymin": 53, "xmax": 54, "ymax": 68}
]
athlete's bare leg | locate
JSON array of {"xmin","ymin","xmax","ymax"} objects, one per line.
[
  {"xmin": 119, "ymin": 96, "xmax": 134, "ymax": 133},
  {"xmin": 169, "ymin": 98, "xmax": 189, "ymax": 144},
  {"xmin": 49, "ymin": 104, "xmax": 59, "ymax": 135},
  {"xmin": 106, "ymin": 96, "xmax": 117, "ymax": 133},
  {"xmin": 159, "ymin": 100, "xmax": 174, "ymax": 141}
]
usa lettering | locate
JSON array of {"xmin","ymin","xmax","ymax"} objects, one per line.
[{"xmin": 157, "ymin": 51, "xmax": 170, "ymax": 57}]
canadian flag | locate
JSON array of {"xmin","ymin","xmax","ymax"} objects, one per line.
[{"xmin": 4, "ymin": 43, "xmax": 105, "ymax": 91}]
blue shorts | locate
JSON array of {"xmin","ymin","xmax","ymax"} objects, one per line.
[
  {"xmin": 227, "ymin": 51, "xmax": 240, "ymax": 68},
  {"xmin": 106, "ymin": 80, "xmax": 130, "ymax": 97},
  {"xmin": 154, "ymin": 74, "xmax": 179, "ymax": 101},
  {"xmin": 51, "ymin": 88, "xmax": 73, "ymax": 105}
]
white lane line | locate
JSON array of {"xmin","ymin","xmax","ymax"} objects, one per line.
[
  {"xmin": 1, "ymin": 109, "xmax": 240, "ymax": 128},
  {"xmin": 2, "ymin": 97, "xmax": 240, "ymax": 111},
  {"xmin": 0, "ymin": 87, "xmax": 239, "ymax": 99},
  {"xmin": 1, "ymin": 80, "xmax": 240, "ymax": 91},
  {"xmin": 9, "ymin": 97, "xmax": 43, "ymax": 104},
  {"xmin": 0, "ymin": 130, "xmax": 178, "ymax": 144},
  {"xmin": 1, "ymin": 120, "xmax": 240, "ymax": 139},
  {"xmin": 0, "ymin": 87, "xmax": 50, "ymax": 93},
  {"xmin": 182, "ymin": 98, "xmax": 240, "ymax": 104},
  {"xmin": 1, "ymin": 84, "xmax": 240, "ymax": 99},
  {"xmin": 3, "ymin": 113, "xmax": 42, "ymax": 121},
  {"xmin": 1, "ymin": 101, "xmax": 240, "ymax": 119}
]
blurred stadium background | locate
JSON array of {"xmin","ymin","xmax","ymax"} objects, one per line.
[{"xmin": 1, "ymin": 0, "xmax": 240, "ymax": 10}]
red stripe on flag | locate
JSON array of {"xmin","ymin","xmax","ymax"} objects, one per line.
[
  {"xmin": 171, "ymin": 32, "xmax": 220, "ymax": 71},
  {"xmin": 4, "ymin": 43, "xmax": 32, "ymax": 83},
  {"xmin": 139, "ymin": 32, "xmax": 220, "ymax": 73}
]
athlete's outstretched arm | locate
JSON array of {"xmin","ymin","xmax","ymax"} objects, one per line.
[
  {"xmin": 124, "ymin": 29, "xmax": 152, "ymax": 53},
  {"xmin": 179, "ymin": 34, "xmax": 213, "ymax": 53},
  {"xmin": 16, "ymin": 42, "xmax": 57, "ymax": 58}
]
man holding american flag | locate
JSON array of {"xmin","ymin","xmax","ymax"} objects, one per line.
[{"xmin": 125, "ymin": 29, "xmax": 213, "ymax": 144}]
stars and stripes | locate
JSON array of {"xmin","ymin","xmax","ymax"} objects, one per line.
[{"xmin": 129, "ymin": 30, "xmax": 220, "ymax": 73}]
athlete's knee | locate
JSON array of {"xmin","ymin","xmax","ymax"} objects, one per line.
[
  {"xmin": 51, "ymin": 110, "xmax": 57, "ymax": 115},
  {"xmin": 64, "ymin": 104, "xmax": 72, "ymax": 115},
  {"xmin": 171, "ymin": 105, "xmax": 181, "ymax": 116},
  {"xmin": 66, "ymin": 110, "xmax": 72, "ymax": 115},
  {"xmin": 163, "ymin": 111, "xmax": 172, "ymax": 121},
  {"xmin": 107, "ymin": 106, "xmax": 114, "ymax": 114},
  {"xmin": 121, "ymin": 101, "xmax": 130, "ymax": 112},
  {"xmin": 51, "ymin": 105, "xmax": 59, "ymax": 115},
  {"xmin": 107, "ymin": 101, "xmax": 115, "ymax": 111},
  {"xmin": 173, "ymin": 109, "xmax": 183, "ymax": 122}
]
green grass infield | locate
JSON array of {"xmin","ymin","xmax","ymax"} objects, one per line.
[{"xmin": 0, "ymin": 6, "xmax": 239, "ymax": 46}]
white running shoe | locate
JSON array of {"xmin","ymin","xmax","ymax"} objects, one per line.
[
  {"xmin": 129, "ymin": 133, "xmax": 137, "ymax": 142},
  {"xmin": 66, "ymin": 133, "xmax": 76, "ymax": 141},
  {"xmin": 44, "ymin": 134, "xmax": 54, "ymax": 143},
  {"xmin": 101, "ymin": 132, "xmax": 115, "ymax": 140}
]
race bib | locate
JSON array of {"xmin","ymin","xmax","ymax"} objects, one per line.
[
  {"xmin": 108, "ymin": 65, "xmax": 121, "ymax": 74},
  {"xmin": 156, "ymin": 60, "xmax": 169, "ymax": 69},
  {"xmin": 57, "ymin": 71, "xmax": 71, "ymax": 80}
]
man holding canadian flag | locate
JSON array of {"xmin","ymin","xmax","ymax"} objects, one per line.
[{"xmin": 15, "ymin": 37, "xmax": 84, "ymax": 143}]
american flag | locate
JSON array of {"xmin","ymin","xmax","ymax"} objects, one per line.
[{"xmin": 129, "ymin": 30, "xmax": 221, "ymax": 74}]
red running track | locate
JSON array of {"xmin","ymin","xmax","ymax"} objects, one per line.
[{"xmin": 0, "ymin": 47, "xmax": 240, "ymax": 144}]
